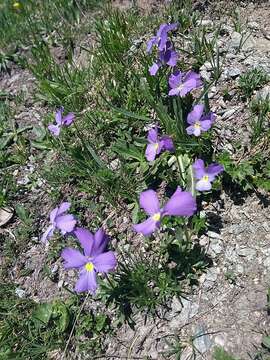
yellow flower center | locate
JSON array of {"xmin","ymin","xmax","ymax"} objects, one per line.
[
  {"xmin": 152, "ymin": 212, "xmax": 161, "ymax": 222},
  {"xmin": 202, "ymin": 175, "xmax": 209, "ymax": 182},
  {"xmin": 154, "ymin": 143, "xmax": 159, "ymax": 150},
  {"xmin": 85, "ymin": 262, "xmax": 94, "ymax": 272},
  {"xmin": 13, "ymin": 2, "xmax": 21, "ymax": 9},
  {"xmin": 194, "ymin": 122, "xmax": 201, "ymax": 129}
]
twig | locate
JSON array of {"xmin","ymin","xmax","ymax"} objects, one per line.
[{"xmin": 62, "ymin": 292, "xmax": 90, "ymax": 359}]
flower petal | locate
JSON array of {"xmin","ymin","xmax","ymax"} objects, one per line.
[
  {"xmin": 133, "ymin": 217, "xmax": 160, "ymax": 236},
  {"xmin": 62, "ymin": 113, "xmax": 75, "ymax": 126},
  {"xmin": 61, "ymin": 248, "xmax": 87, "ymax": 269},
  {"xmin": 165, "ymin": 50, "xmax": 178, "ymax": 67},
  {"xmin": 186, "ymin": 125, "xmax": 195, "ymax": 136},
  {"xmin": 207, "ymin": 163, "xmax": 224, "ymax": 177},
  {"xmin": 193, "ymin": 159, "xmax": 206, "ymax": 179},
  {"xmin": 93, "ymin": 228, "xmax": 110, "ymax": 256},
  {"xmin": 147, "ymin": 37, "xmax": 157, "ymax": 53},
  {"xmin": 55, "ymin": 214, "xmax": 76, "ymax": 234},
  {"xmin": 41, "ymin": 224, "xmax": 55, "ymax": 243},
  {"xmin": 200, "ymin": 120, "xmax": 212, "ymax": 132},
  {"xmin": 169, "ymin": 71, "xmax": 182, "ymax": 89},
  {"xmin": 57, "ymin": 202, "xmax": 71, "ymax": 215},
  {"xmin": 145, "ymin": 143, "xmax": 158, "ymax": 162},
  {"xmin": 187, "ymin": 104, "xmax": 204, "ymax": 125},
  {"xmin": 55, "ymin": 107, "xmax": 63, "ymax": 125},
  {"xmin": 93, "ymin": 251, "xmax": 117, "ymax": 273},
  {"xmin": 48, "ymin": 124, "xmax": 60, "ymax": 136},
  {"xmin": 149, "ymin": 62, "xmax": 161, "ymax": 76},
  {"xmin": 74, "ymin": 227, "xmax": 94, "ymax": 257},
  {"xmin": 147, "ymin": 127, "xmax": 158, "ymax": 143},
  {"xmin": 163, "ymin": 187, "xmax": 197, "ymax": 217},
  {"xmin": 49, "ymin": 207, "xmax": 58, "ymax": 223},
  {"xmin": 75, "ymin": 268, "xmax": 97, "ymax": 294},
  {"xmin": 196, "ymin": 179, "xmax": 212, "ymax": 191},
  {"xmin": 179, "ymin": 78, "xmax": 197, "ymax": 97},
  {"xmin": 160, "ymin": 135, "xmax": 174, "ymax": 151},
  {"xmin": 139, "ymin": 189, "xmax": 160, "ymax": 215},
  {"xmin": 168, "ymin": 87, "xmax": 181, "ymax": 96}
]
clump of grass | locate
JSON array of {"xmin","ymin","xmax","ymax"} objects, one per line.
[{"xmin": 239, "ymin": 68, "xmax": 269, "ymax": 98}]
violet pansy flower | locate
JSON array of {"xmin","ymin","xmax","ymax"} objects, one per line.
[
  {"xmin": 147, "ymin": 23, "xmax": 178, "ymax": 53},
  {"xmin": 146, "ymin": 126, "xmax": 174, "ymax": 162},
  {"xmin": 149, "ymin": 41, "xmax": 178, "ymax": 76},
  {"xmin": 133, "ymin": 187, "xmax": 196, "ymax": 236},
  {"xmin": 48, "ymin": 107, "xmax": 75, "ymax": 137},
  {"xmin": 169, "ymin": 70, "xmax": 202, "ymax": 97},
  {"xmin": 41, "ymin": 202, "xmax": 76, "ymax": 243},
  {"xmin": 193, "ymin": 159, "xmax": 224, "ymax": 191},
  {"xmin": 186, "ymin": 104, "xmax": 216, "ymax": 137},
  {"xmin": 61, "ymin": 228, "xmax": 117, "ymax": 294}
]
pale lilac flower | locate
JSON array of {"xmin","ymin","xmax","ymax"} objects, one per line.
[
  {"xmin": 145, "ymin": 126, "xmax": 174, "ymax": 161},
  {"xmin": 193, "ymin": 159, "xmax": 224, "ymax": 191},
  {"xmin": 133, "ymin": 188, "xmax": 196, "ymax": 236},
  {"xmin": 186, "ymin": 104, "xmax": 216, "ymax": 137},
  {"xmin": 48, "ymin": 107, "xmax": 75, "ymax": 137},
  {"xmin": 147, "ymin": 23, "xmax": 178, "ymax": 53},
  {"xmin": 41, "ymin": 202, "xmax": 76, "ymax": 243},
  {"xmin": 61, "ymin": 228, "xmax": 117, "ymax": 294},
  {"xmin": 149, "ymin": 41, "xmax": 178, "ymax": 76},
  {"xmin": 169, "ymin": 70, "xmax": 202, "ymax": 97}
]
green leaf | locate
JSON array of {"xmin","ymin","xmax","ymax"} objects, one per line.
[
  {"xmin": 52, "ymin": 302, "xmax": 70, "ymax": 332},
  {"xmin": 262, "ymin": 336, "xmax": 270, "ymax": 350},
  {"xmin": 32, "ymin": 303, "xmax": 53, "ymax": 325}
]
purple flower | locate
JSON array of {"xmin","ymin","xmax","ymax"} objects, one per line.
[
  {"xmin": 41, "ymin": 202, "xmax": 77, "ymax": 243},
  {"xmin": 48, "ymin": 107, "xmax": 75, "ymax": 137},
  {"xmin": 186, "ymin": 104, "xmax": 216, "ymax": 137},
  {"xmin": 61, "ymin": 228, "xmax": 117, "ymax": 294},
  {"xmin": 147, "ymin": 23, "xmax": 178, "ymax": 53},
  {"xmin": 133, "ymin": 187, "xmax": 197, "ymax": 236},
  {"xmin": 149, "ymin": 41, "xmax": 178, "ymax": 76},
  {"xmin": 193, "ymin": 159, "xmax": 224, "ymax": 191},
  {"xmin": 145, "ymin": 126, "xmax": 174, "ymax": 161},
  {"xmin": 169, "ymin": 70, "xmax": 202, "ymax": 97}
]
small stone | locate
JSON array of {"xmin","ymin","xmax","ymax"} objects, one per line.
[
  {"xmin": 15, "ymin": 288, "xmax": 26, "ymax": 298},
  {"xmin": 256, "ymin": 85, "xmax": 270, "ymax": 100},
  {"xmin": 263, "ymin": 257, "xmax": 270, "ymax": 268},
  {"xmin": 248, "ymin": 21, "xmax": 259, "ymax": 30},
  {"xmin": 207, "ymin": 231, "xmax": 222, "ymax": 239},
  {"xmin": 200, "ymin": 20, "xmax": 213, "ymax": 27},
  {"xmin": 0, "ymin": 207, "xmax": 14, "ymax": 227},
  {"xmin": 209, "ymin": 239, "xmax": 223, "ymax": 256},
  {"xmin": 169, "ymin": 297, "xmax": 199, "ymax": 329},
  {"xmin": 17, "ymin": 175, "xmax": 30, "ymax": 185},
  {"xmin": 235, "ymin": 264, "xmax": 244, "ymax": 274},
  {"xmin": 193, "ymin": 324, "xmax": 212, "ymax": 353},
  {"xmin": 221, "ymin": 108, "xmax": 237, "ymax": 120},
  {"xmin": 228, "ymin": 68, "xmax": 241, "ymax": 78},
  {"xmin": 205, "ymin": 268, "xmax": 219, "ymax": 282},
  {"xmin": 57, "ymin": 280, "xmax": 64, "ymax": 289},
  {"xmin": 214, "ymin": 334, "xmax": 227, "ymax": 347},
  {"xmin": 237, "ymin": 247, "xmax": 256, "ymax": 258}
]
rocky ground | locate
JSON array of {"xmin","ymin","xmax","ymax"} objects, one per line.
[{"xmin": 1, "ymin": 1, "xmax": 270, "ymax": 359}]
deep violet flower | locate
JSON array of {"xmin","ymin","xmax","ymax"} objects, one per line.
[
  {"xmin": 193, "ymin": 159, "xmax": 224, "ymax": 191},
  {"xmin": 146, "ymin": 126, "xmax": 174, "ymax": 162},
  {"xmin": 48, "ymin": 107, "xmax": 75, "ymax": 137},
  {"xmin": 186, "ymin": 104, "xmax": 216, "ymax": 137},
  {"xmin": 133, "ymin": 188, "xmax": 197, "ymax": 236},
  {"xmin": 61, "ymin": 228, "xmax": 117, "ymax": 294},
  {"xmin": 41, "ymin": 202, "xmax": 76, "ymax": 243},
  {"xmin": 168, "ymin": 70, "xmax": 202, "ymax": 97},
  {"xmin": 149, "ymin": 41, "xmax": 178, "ymax": 76},
  {"xmin": 147, "ymin": 23, "xmax": 178, "ymax": 53}
]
